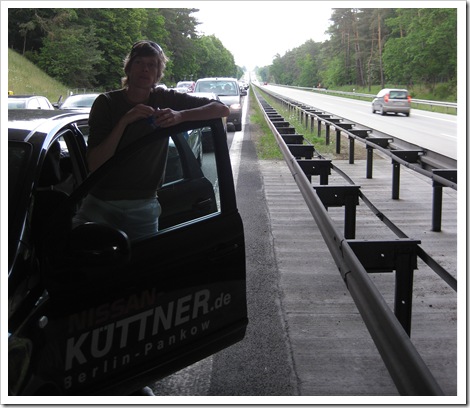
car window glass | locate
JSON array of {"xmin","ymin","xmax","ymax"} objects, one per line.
[
  {"xmin": 38, "ymin": 98, "xmax": 51, "ymax": 109},
  {"xmin": 159, "ymin": 129, "xmax": 220, "ymax": 230},
  {"xmin": 389, "ymin": 91, "xmax": 407, "ymax": 99},
  {"xmin": 38, "ymin": 134, "xmax": 79, "ymax": 196},
  {"xmin": 27, "ymin": 98, "xmax": 41, "ymax": 109}
]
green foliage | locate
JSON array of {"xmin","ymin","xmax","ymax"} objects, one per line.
[
  {"xmin": 8, "ymin": 8, "xmax": 243, "ymax": 90},
  {"xmin": 195, "ymin": 35, "xmax": 237, "ymax": 78},
  {"xmin": 37, "ymin": 25, "xmax": 102, "ymax": 87},
  {"xmin": 258, "ymin": 7, "xmax": 457, "ymax": 99},
  {"xmin": 383, "ymin": 9, "xmax": 457, "ymax": 86}
]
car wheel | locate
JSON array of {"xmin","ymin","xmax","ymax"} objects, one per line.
[
  {"xmin": 234, "ymin": 123, "xmax": 242, "ymax": 132},
  {"xmin": 405, "ymin": 112, "xmax": 410, "ymax": 117},
  {"xmin": 380, "ymin": 106, "xmax": 386, "ymax": 116}
]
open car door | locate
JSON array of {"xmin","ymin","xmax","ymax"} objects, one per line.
[{"xmin": 9, "ymin": 118, "xmax": 247, "ymax": 396}]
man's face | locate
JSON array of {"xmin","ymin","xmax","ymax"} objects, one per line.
[{"xmin": 128, "ymin": 56, "xmax": 160, "ymax": 89}]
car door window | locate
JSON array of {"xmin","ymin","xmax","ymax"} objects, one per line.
[{"xmin": 159, "ymin": 129, "xmax": 219, "ymax": 230}]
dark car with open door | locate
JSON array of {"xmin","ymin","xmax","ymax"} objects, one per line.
[{"xmin": 8, "ymin": 109, "xmax": 247, "ymax": 397}]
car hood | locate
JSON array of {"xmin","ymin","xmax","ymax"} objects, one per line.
[{"xmin": 218, "ymin": 95, "xmax": 240, "ymax": 106}]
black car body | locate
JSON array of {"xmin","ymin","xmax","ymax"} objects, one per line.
[{"xmin": 8, "ymin": 109, "xmax": 247, "ymax": 396}]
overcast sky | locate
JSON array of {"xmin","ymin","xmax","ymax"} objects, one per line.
[{"xmin": 193, "ymin": 1, "xmax": 333, "ymax": 70}]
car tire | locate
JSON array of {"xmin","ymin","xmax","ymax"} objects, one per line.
[
  {"xmin": 234, "ymin": 123, "xmax": 242, "ymax": 132},
  {"xmin": 380, "ymin": 106, "xmax": 386, "ymax": 116}
]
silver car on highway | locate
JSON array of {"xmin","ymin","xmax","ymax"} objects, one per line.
[
  {"xmin": 194, "ymin": 77, "xmax": 242, "ymax": 131},
  {"xmin": 372, "ymin": 88, "xmax": 411, "ymax": 116}
]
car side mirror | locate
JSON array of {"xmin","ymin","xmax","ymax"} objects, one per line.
[{"xmin": 69, "ymin": 223, "xmax": 131, "ymax": 266}]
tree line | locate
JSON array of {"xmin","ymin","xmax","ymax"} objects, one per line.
[
  {"xmin": 257, "ymin": 8, "xmax": 457, "ymax": 97},
  {"xmin": 8, "ymin": 8, "xmax": 245, "ymax": 90}
]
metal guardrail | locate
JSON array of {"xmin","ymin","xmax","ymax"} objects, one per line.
[
  {"xmin": 252, "ymin": 87, "xmax": 447, "ymax": 396},
  {"xmin": 258, "ymin": 86, "xmax": 457, "ymax": 234},
  {"xmin": 272, "ymin": 84, "xmax": 458, "ymax": 113}
]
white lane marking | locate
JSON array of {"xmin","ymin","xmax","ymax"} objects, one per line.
[{"xmin": 229, "ymin": 98, "xmax": 249, "ymax": 190}]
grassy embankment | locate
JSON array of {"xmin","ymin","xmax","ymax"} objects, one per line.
[{"xmin": 8, "ymin": 48, "xmax": 70, "ymax": 104}]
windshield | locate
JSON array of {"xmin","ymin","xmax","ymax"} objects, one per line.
[
  {"xmin": 8, "ymin": 99, "xmax": 27, "ymax": 109},
  {"xmin": 177, "ymin": 82, "xmax": 193, "ymax": 88},
  {"xmin": 62, "ymin": 95, "xmax": 98, "ymax": 108},
  {"xmin": 196, "ymin": 81, "xmax": 238, "ymax": 96}
]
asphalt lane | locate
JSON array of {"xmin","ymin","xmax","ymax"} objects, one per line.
[
  {"xmin": 151, "ymin": 96, "xmax": 297, "ymax": 398},
  {"xmin": 208, "ymin": 118, "xmax": 297, "ymax": 397}
]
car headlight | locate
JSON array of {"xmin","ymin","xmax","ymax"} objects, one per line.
[
  {"xmin": 229, "ymin": 104, "xmax": 242, "ymax": 111},
  {"xmin": 8, "ymin": 334, "xmax": 32, "ymax": 396}
]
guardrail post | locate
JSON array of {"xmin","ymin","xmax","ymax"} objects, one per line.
[
  {"xmin": 325, "ymin": 123, "xmax": 330, "ymax": 145},
  {"xmin": 314, "ymin": 185, "xmax": 360, "ymax": 239},
  {"xmin": 334, "ymin": 123, "xmax": 354, "ymax": 155},
  {"xmin": 392, "ymin": 159, "xmax": 400, "ymax": 199},
  {"xmin": 366, "ymin": 146, "xmax": 374, "ymax": 179},
  {"xmin": 347, "ymin": 239, "xmax": 420, "ymax": 336},
  {"xmin": 344, "ymin": 193, "xmax": 357, "ymax": 239},
  {"xmin": 395, "ymin": 252, "xmax": 415, "ymax": 336},
  {"xmin": 335, "ymin": 129, "xmax": 341, "ymax": 154},
  {"xmin": 297, "ymin": 159, "xmax": 331, "ymax": 184},
  {"xmin": 431, "ymin": 169, "xmax": 457, "ymax": 232},
  {"xmin": 365, "ymin": 137, "xmax": 393, "ymax": 180},
  {"xmin": 390, "ymin": 150, "xmax": 424, "ymax": 200},
  {"xmin": 349, "ymin": 136, "xmax": 355, "ymax": 164}
]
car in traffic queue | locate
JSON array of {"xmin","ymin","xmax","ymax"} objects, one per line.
[
  {"xmin": 190, "ymin": 92, "xmax": 228, "ymax": 151},
  {"xmin": 175, "ymin": 81, "xmax": 196, "ymax": 93},
  {"xmin": 8, "ymin": 108, "xmax": 248, "ymax": 396},
  {"xmin": 371, "ymin": 88, "xmax": 411, "ymax": 116},
  {"xmin": 8, "ymin": 95, "xmax": 55, "ymax": 110},
  {"xmin": 56, "ymin": 93, "xmax": 100, "ymax": 113},
  {"xmin": 194, "ymin": 78, "xmax": 243, "ymax": 131}
]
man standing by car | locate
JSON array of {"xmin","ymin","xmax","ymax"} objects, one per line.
[{"xmin": 74, "ymin": 40, "xmax": 229, "ymax": 241}]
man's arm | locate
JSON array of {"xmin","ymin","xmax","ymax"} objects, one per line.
[{"xmin": 154, "ymin": 101, "xmax": 230, "ymax": 128}]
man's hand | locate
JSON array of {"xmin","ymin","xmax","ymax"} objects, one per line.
[{"xmin": 153, "ymin": 108, "xmax": 183, "ymax": 128}]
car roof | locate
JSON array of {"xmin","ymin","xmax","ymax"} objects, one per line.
[
  {"xmin": 63, "ymin": 93, "xmax": 100, "ymax": 100},
  {"xmin": 196, "ymin": 77, "xmax": 238, "ymax": 82},
  {"xmin": 380, "ymin": 88, "xmax": 408, "ymax": 92},
  {"xmin": 8, "ymin": 109, "xmax": 88, "ymax": 142},
  {"xmin": 8, "ymin": 95, "xmax": 49, "ymax": 99}
]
